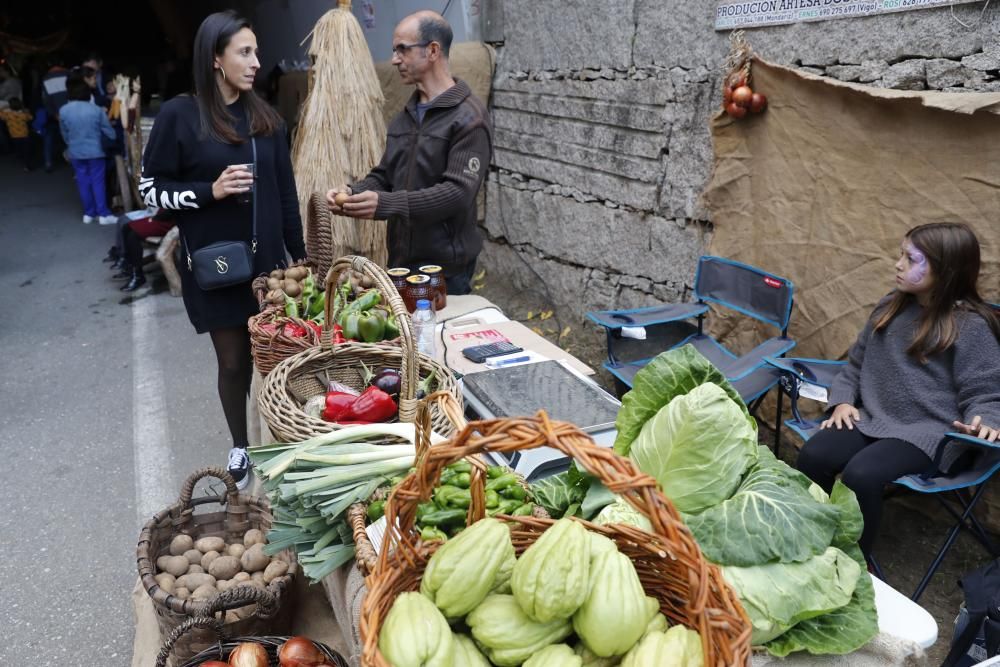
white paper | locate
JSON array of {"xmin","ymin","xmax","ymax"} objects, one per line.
[{"xmin": 799, "ymin": 382, "xmax": 829, "ymax": 404}]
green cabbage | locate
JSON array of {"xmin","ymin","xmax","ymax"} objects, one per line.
[
  {"xmin": 594, "ymin": 497, "xmax": 652, "ymax": 532},
  {"xmin": 628, "ymin": 381, "xmax": 758, "ymax": 513}
]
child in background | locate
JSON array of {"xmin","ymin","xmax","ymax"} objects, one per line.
[
  {"xmin": 59, "ymin": 72, "xmax": 117, "ymax": 225},
  {"xmin": 0, "ymin": 98, "xmax": 33, "ymax": 171}
]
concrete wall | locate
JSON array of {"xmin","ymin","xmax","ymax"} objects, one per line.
[{"xmin": 480, "ymin": 0, "xmax": 999, "ymax": 321}]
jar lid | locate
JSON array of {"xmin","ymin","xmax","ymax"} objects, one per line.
[
  {"xmin": 387, "ymin": 267, "xmax": 411, "ymax": 276},
  {"xmin": 419, "ymin": 264, "xmax": 442, "ymax": 274},
  {"xmin": 406, "ymin": 274, "xmax": 430, "ymax": 284}
]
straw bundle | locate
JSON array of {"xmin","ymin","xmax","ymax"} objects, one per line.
[{"xmin": 292, "ymin": 0, "xmax": 388, "ymax": 267}]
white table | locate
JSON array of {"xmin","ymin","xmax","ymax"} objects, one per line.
[{"xmin": 872, "ymin": 575, "xmax": 938, "ymax": 649}]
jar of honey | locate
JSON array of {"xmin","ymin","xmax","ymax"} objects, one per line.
[
  {"xmin": 419, "ymin": 264, "xmax": 447, "ymax": 311},
  {"xmin": 387, "ymin": 267, "xmax": 410, "ymax": 299},
  {"xmin": 403, "ymin": 274, "xmax": 432, "ymax": 313}
]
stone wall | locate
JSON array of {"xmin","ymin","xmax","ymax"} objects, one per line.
[{"xmin": 479, "ymin": 0, "xmax": 999, "ymax": 321}]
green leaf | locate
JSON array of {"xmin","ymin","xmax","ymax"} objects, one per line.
[
  {"xmin": 764, "ymin": 545, "xmax": 878, "ymax": 656},
  {"xmin": 530, "ymin": 468, "xmax": 588, "ymax": 519},
  {"xmin": 613, "ymin": 345, "xmax": 750, "ymax": 456},
  {"xmin": 581, "ymin": 478, "xmax": 616, "ymax": 519},
  {"xmin": 829, "ymin": 481, "xmax": 864, "ymax": 551},
  {"xmin": 685, "ymin": 448, "xmax": 840, "ymax": 566}
]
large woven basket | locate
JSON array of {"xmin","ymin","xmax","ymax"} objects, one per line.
[
  {"xmin": 156, "ymin": 617, "xmax": 349, "ymax": 667},
  {"xmin": 258, "ymin": 255, "xmax": 462, "ymax": 442},
  {"xmin": 137, "ymin": 468, "xmax": 297, "ymax": 665},
  {"xmin": 249, "ymin": 260, "xmax": 323, "ymax": 376},
  {"xmin": 359, "ymin": 409, "xmax": 753, "ymax": 667}
]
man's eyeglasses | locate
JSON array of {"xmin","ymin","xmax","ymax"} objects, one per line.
[{"xmin": 391, "ymin": 41, "xmax": 431, "ymax": 57}]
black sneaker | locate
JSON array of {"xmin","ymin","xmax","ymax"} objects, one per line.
[{"xmin": 227, "ymin": 447, "xmax": 251, "ymax": 490}]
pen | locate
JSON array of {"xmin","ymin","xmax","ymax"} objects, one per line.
[{"xmin": 488, "ymin": 355, "xmax": 531, "ymax": 368}]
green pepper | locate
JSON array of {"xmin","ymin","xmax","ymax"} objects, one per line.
[
  {"xmin": 300, "ymin": 273, "xmax": 316, "ymax": 318},
  {"xmin": 511, "ymin": 503, "xmax": 534, "ymax": 516},
  {"xmin": 488, "ymin": 499, "xmax": 523, "ymax": 517},
  {"xmin": 434, "ymin": 486, "xmax": 471, "ymax": 509},
  {"xmin": 308, "ymin": 290, "xmax": 326, "ymax": 319},
  {"xmin": 485, "ymin": 489, "xmax": 500, "ymax": 509},
  {"xmin": 339, "ymin": 311, "xmax": 361, "ymax": 340},
  {"xmin": 451, "ymin": 472, "xmax": 472, "ymax": 489},
  {"xmin": 501, "ymin": 485, "xmax": 527, "ymax": 502},
  {"xmin": 344, "ymin": 288, "xmax": 382, "ymax": 315},
  {"xmin": 416, "ymin": 501, "xmax": 437, "ymax": 522},
  {"xmin": 284, "ymin": 294, "xmax": 300, "ymax": 319},
  {"xmin": 447, "ymin": 460, "xmax": 473, "ymax": 474},
  {"xmin": 486, "ymin": 473, "xmax": 519, "ymax": 492},
  {"xmin": 384, "ymin": 314, "xmax": 400, "ymax": 340},
  {"xmin": 420, "ymin": 508, "xmax": 467, "ymax": 527},
  {"xmin": 357, "ymin": 310, "xmax": 386, "ymax": 343},
  {"xmin": 487, "ymin": 466, "xmax": 506, "ymax": 479},
  {"xmin": 420, "ymin": 526, "xmax": 448, "ymax": 543},
  {"xmin": 366, "ymin": 500, "xmax": 386, "ymax": 523}
]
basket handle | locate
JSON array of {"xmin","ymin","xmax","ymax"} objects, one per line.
[
  {"xmin": 154, "ymin": 616, "xmax": 224, "ymax": 667},
  {"xmin": 196, "ymin": 584, "xmax": 280, "ymax": 621},
  {"xmin": 178, "ymin": 467, "xmax": 240, "ymax": 507}
]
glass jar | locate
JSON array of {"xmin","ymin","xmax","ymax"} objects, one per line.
[
  {"xmin": 403, "ymin": 274, "xmax": 432, "ymax": 313},
  {"xmin": 419, "ymin": 264, "xmax": 447, "ymax": 310},
  {"xmin": 387, "ymin": 267, "xmax": 410, "ymax": 299}
]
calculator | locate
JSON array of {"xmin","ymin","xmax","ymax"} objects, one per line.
[{"xmin": 461, "ymin": 341, "xmax": 525, "ymax": 363}]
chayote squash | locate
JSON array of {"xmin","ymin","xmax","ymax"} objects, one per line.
[
  {"xmin": 620, "ymin": 626, "xmax": 703, "ymax": 667},
  {"xmin": 589, "ymin": 531, "xmax": 618, "ymax": 561},
  {"xmin": 575, "ymin": 642, "xmax": 621, "ymax": 666},
  {"xmin": 641, "ymin": 596, "xmax": 668, "ymax": 638},
  {"xmin": 491, "ymin": 547, "xmax": 517, "ymax": 594},
  {"xmin": 421, "ymin": 517, "xmax": 515, "ymax": 618},
  {"xmin": 573, "ymin": 550, "xmax": 649, "ymax": 657},
  {"xmin": 452, "ymin": 633, "xmax": 491, "ymax": 667},
  {"xmin": 512, "ymin": 517, "xmax": 591, "ymax": 622},
  {"xmin": 378, "ymin": 592, "xmax": 454, "ymax": 667},
  {"xmin": 523, "ymin": 643, "xmax": 583, "ymax": 667},
  {"xmin": 467, "ymin": 594, "xmax": 573, "ymax": 667}
]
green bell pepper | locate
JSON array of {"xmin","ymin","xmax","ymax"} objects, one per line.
[
  {"xmin": 500, "ymin": 484, "xmax": 527, "ymax": 502},
  {"xmin": 339, "ymin": 311, "xmax": 361, "ymax": 340},
  {"xmin": 308, "ymin": 289, "xmax": 326, "ymax": 319},
  {"xmin": 357, "ymin": 310, "xmax": 386, "ymax": 343},
  {"xmin": 384, "ymin": 314, "xmax": 400, "ymax": 340},
  {"xmin": 420, "ymin": 508, "xmax": 467, "ymax": 527},
  {"xmin": 451, "ymin": 472, "xmax": 472, "ymax": 489},
  {"xmin": 366, "ymin": 500, "xmax": 386, "ymax": 523},
  {"xmin": 485, "ymin": 489, "xmax": 500, "ymax": 509},
  {"xmin": 420, "ymin": 526, "xmax": 448, "ymax": 543}
]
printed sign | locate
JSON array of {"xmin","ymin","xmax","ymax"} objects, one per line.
[{"xmin": 715, "ymin": 0, "xmax": 981, "ymax": 30}]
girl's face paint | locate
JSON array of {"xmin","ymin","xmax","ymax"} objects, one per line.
[{"xmin": 894, "ymin": 240, "xmax": 932, "ymax": 295}]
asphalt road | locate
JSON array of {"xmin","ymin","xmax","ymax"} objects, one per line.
[{"xmin": 0, "ymin": 156, "xmax": 238, "ymax": 664}]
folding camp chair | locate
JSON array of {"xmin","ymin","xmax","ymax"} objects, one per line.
[
  {"xmin": 765, "ymin": 355, "xmax": 1000, "ymax": 602},
  {"xmin": 588, "ymin": 255, "xmax": 796, "ymax": 449}
]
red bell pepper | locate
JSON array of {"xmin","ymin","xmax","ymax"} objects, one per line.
[
  {"xmin": 339, "ymin": 386, "xmax": 398, "ymax": 422},
  {"xmin": 305, "ymin": 321, "xmax": 322, "ymax": 338},
  {"xmin": 321, "ymin": 391, "xmax": 357, "ymax": 422},
  {"xmin": 283, "ymin": 322, "xmax": 308, "ymax": 338},
  {"xmin": 332, "ymin": 323, "xmax": 346, "ymax": 345}
]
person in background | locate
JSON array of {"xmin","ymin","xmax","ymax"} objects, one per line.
[
  {"xmin": 60, "ymin": 72, "xmax": 117, "ymax": 225},
  {"xmin": 326, "ymin": 10, "xmax": 492, "ymax": 295},
  {"xmin": 0, "ymin": 64, "xmax": 23, "ymax": 105},
  {"xmin": 0, "ymin": 98, "xmax": 33, "ymax": 170},
  {"xmin": 82, "ymin": 53, "xmax": 109, "ymax": 107},
  {"xmin": 40, "ymin": 55, "xmax": 69, "ymax": 172},
  {"xmin": 116, "ymin": 210, "xmax": 176, "ymax": 292},
  {"xmin": 139, "ymin": 11, "xmax": 306, "ymax": 488},
  {"xmin": 796, "ymin": 222, "xmax": 1000, "ymax": 561}
]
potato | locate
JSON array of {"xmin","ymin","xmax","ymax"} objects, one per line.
[
  {"xmin": 262, "ymin": 560, "xmax": 289, "ymax": 584},
  {"xmin": 241, "ymin": 543, "xmax": 270, "ymax": 573},
  {"xmin": 266, "ymin": 277, "xmax": 282, "ymax": 291},
  {"xmin": 169, "ymin": 534, "xmax": 194, "ymax": 556},
  {"xmin": 174, "ymin": 587, "xmax": 190, "ymax": 600},
  {"xmin": 243, "ymin": 529, "xmax": 265, "ymax": 548},
  {"xmin": 234, "ymin": 603, "xmax": 257, "ymax": 620},
  {"xmin": 201, "ymin": 550, "xmax": 220, "ymax": 570},
  {"xmin": 227, "ymin": 543, "xmax": 246, "ymax": 559},
  {"xmin": 233, "ymin": 572, "xmax": 251, "ymax": 583},
  {"xmin": 194, "ymin": 536, "xmax": 226, "ymax": 554},
  {"xmin": 269, "ymin": 269, "xmax": 284, "ymax": 280},
  {"xmin": 209, "ymin": 555, "xmax": 242, "ymax": 580},
  {"xmin": 160, "ymin": 555, "xmax": 190, "ymax": 578},
  {"xmin": 176, "ymin": 573, "xmax": 216, "ymax": 591},
  {"xmin": 187, "ymin": 564, "xmax": 204, "ymax": 574},
  {"xmin": 224, "ymin": 610, "xmax": 241, "ymax": 624},
  {"xmin": 154, "ymin": 573, "xmax": 176, "ymax": 593},
  {"xmin": 282, "ymin": 280, "xmax": 302, "ymax": 298},
  {"xmin": 216, "ymin": 579, "xmax": 232, "ymax": 593},
  {"xmin": 183, "ymin": 549, "xmax": 203, "ymax": 565},
  {"xmin": 285, "ymin": 265, "xmax": 308, "ymax": 281},
  {"xmin": 190, "ymin": 584, "xmax": 217, "ymax": 601}
]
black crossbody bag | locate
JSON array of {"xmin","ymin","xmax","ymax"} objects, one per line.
[{"xmin": 184, "ymin": 137, "xmax": 258, "ymax": 291}]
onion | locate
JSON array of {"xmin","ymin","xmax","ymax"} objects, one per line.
[
  {"xmin": 726, "ymin": 72, "xmax": 746, "ymax": 91},
  {"xmin": 200, "ymin": 662, "xmax": 230, "ymax": 667},
  {"xmin": 731, "ymin": 85, "xmax": 753, "ymax": 108},
  {"xmin": 228, "ymin": 642, "xmax": 268, "ymax": 667},
  {"xmin": 725, "ymin": 102, "xmax": 748, "ymax": 119},
  {"xmin": 722, "ymin": 86, "xmax": 733, "ymax": 105},
  {"xmin": 278, "ymin": 636, "xmax": 326, "ymax": 667},
  {"xmin": 749, "ymin": 92, "xmax": 768, "ymax": 113}
]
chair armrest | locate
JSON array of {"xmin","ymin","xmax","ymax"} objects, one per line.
[
  {"xmin": 942, "ymin": 431, "xmax": 1000, "ymax": 451},
  {"xmin": 587, "ymin": 302, "xmax": 709, "ymax": 330},
  {"xmin": 763, "ymin": 356, "xmax": 846, "ymax": 389}
]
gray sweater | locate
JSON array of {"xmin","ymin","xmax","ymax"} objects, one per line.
[{"xmin": 828, "ymin": 299, "xmax": 1000, "ymax": 472}]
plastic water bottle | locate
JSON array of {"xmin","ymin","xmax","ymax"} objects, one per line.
[{"xmin": 411, "ymin": 299, "xmax": 436, "ymax": 357}]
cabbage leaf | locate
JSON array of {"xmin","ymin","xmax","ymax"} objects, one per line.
[
  {"xmin": 628, "ymin": 381, "xmax": 758, "ymax": 514},
  {"xmin": 594, "ymin": 496, "xmax": 653, "ymax": 532}
]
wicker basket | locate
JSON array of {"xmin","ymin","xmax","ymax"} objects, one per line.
[
  {"xmin": 359, "ymin": 409, "xmax": 753, "ymax": 667},
  {"xmin": 258, "ymin": 255, "xmax": 462, "ymax": 442},
  {"xmin": 156, "ymin": 617, "xmax": 349, "ymax": 667},
  {"xmin": 248, "ymin": 306, "xmax": 323, "ymax": 376},
  {"xmin": 137, "ymin": 468, "xmax": 298, "ymax": 665}
]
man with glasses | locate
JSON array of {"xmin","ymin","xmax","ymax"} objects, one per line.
[{"xmin": 327, "ymin": 10, "xmax": 492, "ymax": 295}]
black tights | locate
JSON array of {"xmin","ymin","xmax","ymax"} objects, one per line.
[
  {"xmin": 122, "ymin": 226, "xmax": 144, "ymax": 276},
  {"xmin": 796, "ymin": 427, "xmax": 931, "ymax": 556},
  {"xmin": 209, "ymin": 326, "xmax": 253, "ymax": 449}
]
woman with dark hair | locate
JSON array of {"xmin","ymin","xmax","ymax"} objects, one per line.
[
  {"xmin": 139, "ymin": 11, "xmax": 306, "ymax": 488},
  {"xmin": 797, "ymin": 222, "xmax": 1000, "ymax": 559}
]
